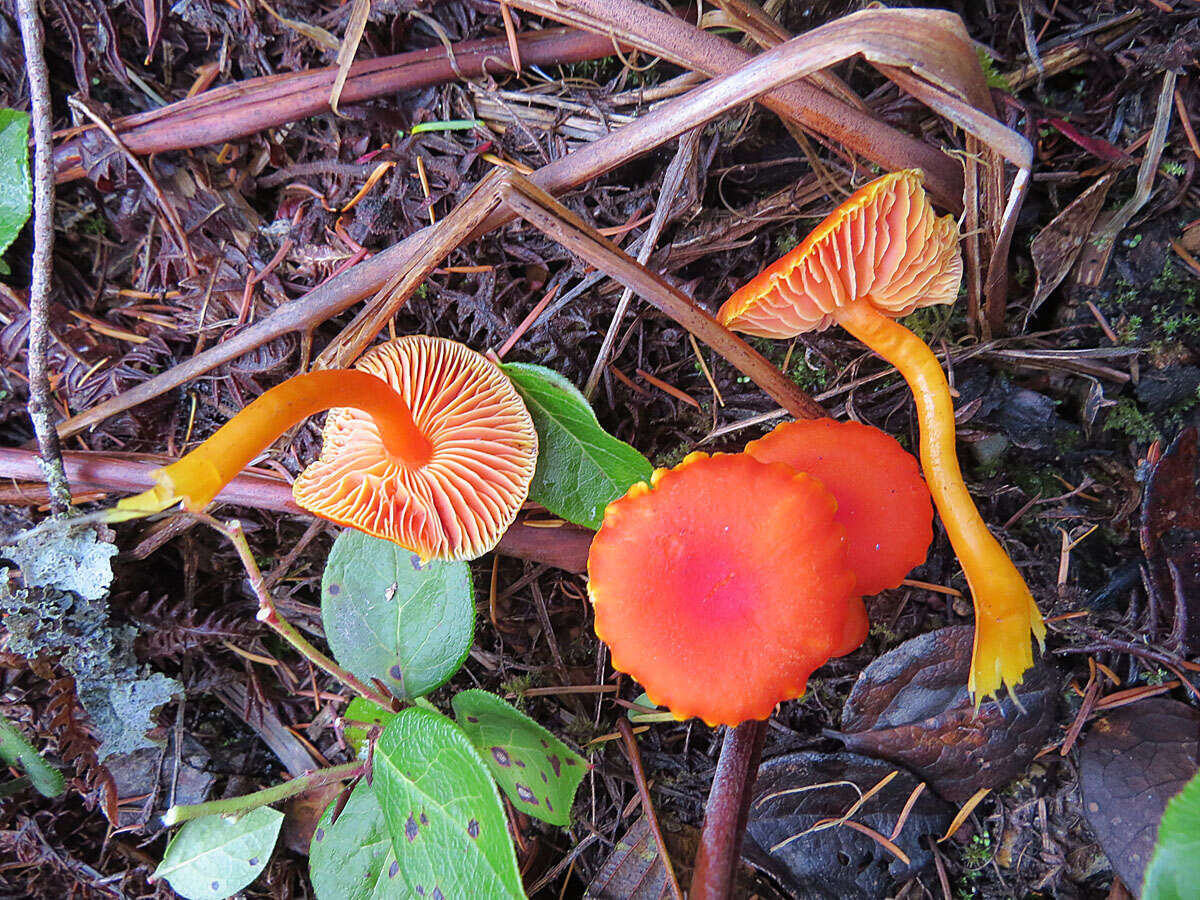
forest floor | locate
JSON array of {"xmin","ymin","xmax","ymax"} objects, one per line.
[{"xmin": 1, "ymin": 0, "xmax": 1199, "ymax": 898}]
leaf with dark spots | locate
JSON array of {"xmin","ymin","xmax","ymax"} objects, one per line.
[
  {"xmin": 1141, "ymin": 427, "xmax": 1200, "ymax": 653},
  {"xmin": 321, "ymin": 529, "xmax": 474, "ymax": 700},
  {"xmin": 837, "ymin": 626, "xmax": 1058, "ymax": 802},
  {"xmin": 743, "ymin": 752, "xmax": 952, "ymax": 900},
  {"xmin": 373, "ymin": 709, "xmax": 523, "ymax": 899},
  {"xmin": 1079, "ymin": 699, "xmax": 1200, "ymax": 896},
  {"xmin": 309, "ymin": 781, "xmax": 405, "ymax": 900},
  {"xmin": 452, "ymin": 690, "xmax": 587, "ymax": 827}
]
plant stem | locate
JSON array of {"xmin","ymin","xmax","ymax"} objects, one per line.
[
  {"xmin": 617, "ymin": 718, "xmax": 684, "ymax": 900},
  {"xmin": 162, "ymin": 761, "xmax": 362, "ymax": 826},
  {"xmin": 16, "ymin": 0, "xmax": 70, "ymax": 515},
  {"xmin": 691, "ymin": 720, "xmax": 767, "ymax": 900},
  {"xmin": 207, "ymin": 515, "xmax": 395, "ymax": 709}
]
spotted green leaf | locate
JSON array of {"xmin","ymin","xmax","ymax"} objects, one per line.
[
  {"xmin": 373, "ymin": 708, "xmax": 525, "ymax": 899},
  {"xmin": 322, "ymin": 529, "xmax": 473, "ymax": 700},
  {"xmin": 154, "ymin": 807, "xmax": 282, "ymax": 900},
  {"xmin": 310, "ymin": 780, "xmax": 404, "ymax": 900},
  {"xmin": 501, "ymin": 363, "xmax": 652, "ymax": 528},
  {"xmin": 452, "ymin": 689, "xmax": 587, "ymax": 827}
]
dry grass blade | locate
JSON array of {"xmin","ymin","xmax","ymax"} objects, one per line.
[
  {"xmin": 330, "ymin": 0, "xmax": 372, "ymax": 115},
  {"xmin": 889, "ymin": 782, "xmax": 927, "ymax": 841},
  {"xmin": 1077, "ymin": 70, "xmax": 1178, "ymax": 286},
  {"xmin": 584, "ymin": 127, "xmax": 701, "ymax": 398},
  {"xmin": 836, "ymin": 820, "xmax": 911, "ymax": 866},
  {"xmin": 937, "ymin": 787, "xmax": 991, "ymax": 843}
]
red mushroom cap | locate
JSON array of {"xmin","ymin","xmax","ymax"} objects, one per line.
[
  {"xmin": 292, "ymin": 335, "xmax": 537, "ymax": 561},
  {"xmin": 745, "ymin": 418, "xmax": 932, "ymax": 596},
  {"xmin": 587, "ymin": 452, "xmax": 857, "ymax": 726}
]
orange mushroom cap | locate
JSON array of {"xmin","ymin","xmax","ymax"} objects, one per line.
[
  {"xmin": 745, "ymin": 419, "xmax": 933, "ymax": 597},
  {"xmin": 292, "ymin": 335, "xmax": 537, "ymax": 561},
  {"xmin": 716, "ymin": 170, "xmax": 962, "ymax": 338},
  {"xmin": 587, "ymin": 452, "xmax": 857, "ymax": 727}
]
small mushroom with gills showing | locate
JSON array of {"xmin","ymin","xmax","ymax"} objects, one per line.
[
  {"xmin": 717, "ymin": 169, "xmax": 1044, "ymax": 701},
  {"xmin": 115, "ymin": 335, "xmax": 537, "ymax": 562},
  {"xmin": 587, "ymin": 451, "xmax": 859, "ymax": 727}
]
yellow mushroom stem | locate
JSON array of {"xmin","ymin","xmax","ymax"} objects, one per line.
[
  {"xmin": 113, "ymin": 370, "xmax": 432, "ymax": 519},
  {"xmin": 834, "ymin": 300, "xmax": 1046, "ymax": 701}
]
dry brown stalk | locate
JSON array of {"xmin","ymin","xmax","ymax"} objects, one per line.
[
  {"xmin": 52, "ymin": 26, "xmax": 617, "ymax": 182},
  {"xmin": 506, "ymin": 0, "xmax": 965, "ymax": 210}
]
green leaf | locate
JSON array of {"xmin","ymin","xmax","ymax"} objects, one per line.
[
  {"xmin": 342, "ymin": 696, "xmax": 398, "ymax": 756},
  {"xmin": 501, "ymin": 363, "xmax": 652, "ymax": 528},
  {"xmin": 626, "ymin": 692, "xmax": 674, "ymax": 724},
  {"xmin": 452, "ymin": 690, "xmax": 587, "ymax": 827},
  {"xmin": 322, "ymin": 529, "xmax": 474, "ymax": 700},
  {"xmin": 0, "ymin": 713, "xmax": 64, "ymax": 797},
  {"xmin": 310, "ymin": 780, "xmax": 405, "ymax": 900},
  {"xmin": 1144, "ymin": 769, "xmax": 1200, "ymax": 900},
  {"xmin": 154, "ymin": 807, "xmax": 282, "ymax": 900},
  {"xmin": 0, "ymin": 109, "xmax": 31, "ymax": 259},
  {"xmin": 373, "ymin": 708, "xmax": 525, "ymax": 899}
]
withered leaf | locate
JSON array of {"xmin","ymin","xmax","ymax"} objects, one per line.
[
  {"xmin": 1027, "ymin": 173, "xmax": 1116, "ymax": 325},
  {"xmin": 1079, "ymin": 698, "xmax": 1200, "ymax": 896},
  {"xmin": 837, "ymin": 626, "xmax": 1057, "ymax": 802},
  {"xmin": 584, "ymin": 815, "xmax": 674, "ymax": 900},
  {"xmin": 1141, "ymin": 426, "xmax": 1200, "ymax": 652},
  {"xmin": 743, "ymin": 751, "xmax": 951, "ymax": 900}
]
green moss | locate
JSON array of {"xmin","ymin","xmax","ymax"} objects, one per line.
[
  {"xmin": 963, "ymin": 831, "xmax": 994, "ymax": 870},
  {"xmin": 653, "ymin": 443, "xmax": 694, "ymax": 470},
  {"xmin": 500, "ymin": 674, "xmax": 532, "ymax": 702},
  {"xmin": 901, "ymin": 304, "xmax": 959, "ymax": 342},
  {"xmin": 789, "ymin": 356, "xmax": 829, "ymax": 393},
  {"xmin": 975, "ymin": 48, "xmax": 1013, "ymax": 93},
  {"xmin": 1104, "ymin": 398, "xmax": 1161, "ymax": 443},
  {"xmin": 773, "ymin": 228, "xmax": 802, "ymax": 256}
]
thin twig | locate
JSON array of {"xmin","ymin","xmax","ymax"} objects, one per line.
[
  {"xmin": 616, "ymin": 718, "xmax": 685, "ymax": 900},
  {"xmin": 201, "ymin": 514, "xmax": 395, "ymax": 709},
  {"xmin": 16, "ymin": 0, "xmax": 70, "ymax": 515}
]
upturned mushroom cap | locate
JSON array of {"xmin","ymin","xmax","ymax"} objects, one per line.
[
  {"xmin": 716, "ymin": 170, "xmax": 962, "ymax": 338},
  {"xmin": 292, "ymin": 335, "xmax": 537, "ymax": 561},
  {"xmin": 745, "ymin": 419, "xmax": 933, "ymax": 596},
  {"xmin": 587, "ymin": 452, "xmax": 857, "ymax": 726}
]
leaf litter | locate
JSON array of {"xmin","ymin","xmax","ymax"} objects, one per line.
[{"xmin": 1, "ymin": 1, "xmax": 1200, "ymax": 898}]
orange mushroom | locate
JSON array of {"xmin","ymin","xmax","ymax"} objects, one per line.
[
  {"xmin": 587, "ymin": 452, "xmax": 858, "ymax": 726},
  {"xmin": 745, "ymin": 418, "xmax": 932, "ymax": 597},
  {"xmin": 115, "ymin": 335, "xmax": 537, "ymax": 561},
  {"xmin": 717, "ymin": 169, "xmax": 1044, "ymax": 701}
]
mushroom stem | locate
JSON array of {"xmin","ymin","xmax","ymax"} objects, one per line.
[
  {"xmin": 114, "ymin": 370, "xmax": 432, "ymax": 517},
  {"xmin": 833, "ymin": 300, "xmax": 1045, "ymax": 700}
]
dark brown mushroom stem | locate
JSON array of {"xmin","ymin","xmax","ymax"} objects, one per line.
[{"xmin": 691, "ymin": 720, "xmax": 768, "ymax": 900}]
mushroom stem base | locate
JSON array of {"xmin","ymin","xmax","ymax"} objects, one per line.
[{"xmin": 833, "ymin": 300, "xmax": 1046, "ymax": 701}]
